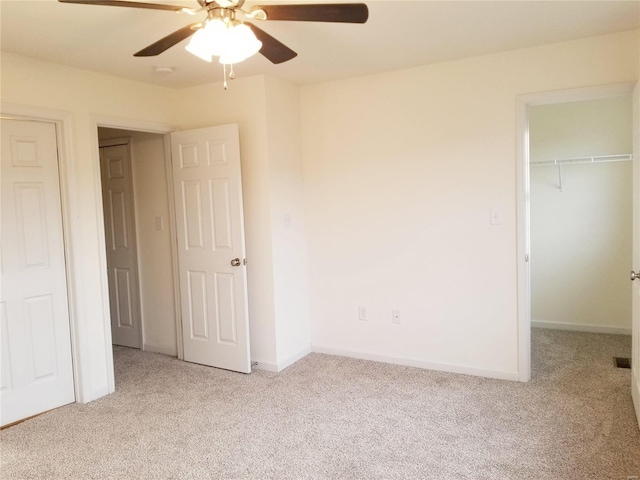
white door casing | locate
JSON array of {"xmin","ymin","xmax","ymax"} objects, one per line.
[
  {"xmin": 171, "ymin": 124, "xmax": 251, "ymax": 373},
  {"xmin": 631, "ymin": 81, "xmax": 640, "ymax": 427},
  {"xmin": 99, "ymin": 140, "xmax": 142, "ymax": 349},
  {"xmin": 0, "ymin": 119, "xmax": 75, "ymax": 426},
  {"xmin": 516, "ymin": 97, "xmax": 532, "ymax": 382}
]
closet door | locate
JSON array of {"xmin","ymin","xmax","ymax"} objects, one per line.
[{"xmin": 1, "ymin": 119, "xmax": 75, "ymax": 426}]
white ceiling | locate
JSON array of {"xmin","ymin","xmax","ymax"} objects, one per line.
[{"xmin": 1, "ymin": 0, "xmax": 639, "ymax": 89}]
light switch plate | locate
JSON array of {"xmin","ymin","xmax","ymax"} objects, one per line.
[{"xmin": 490, "ymin": 208, "xmax": 502, "ymax": 225}]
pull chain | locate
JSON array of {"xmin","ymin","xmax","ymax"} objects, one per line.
[{"xmin": 222, "ymin": 64, "xmax": 236, "ymax": 90}]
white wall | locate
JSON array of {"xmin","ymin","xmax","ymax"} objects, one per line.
[
  {"xmin": 264, "ymin": 76, "xmax": 312, "ymax": 369},
  {"xmin": 530, "ymin": 96, "xmax": 633, "ymax": 162},
  {"xmin": 300, "ymin": 30, "xmax": 639, "ymax": 379},
  {"xmin": 530, "ymin": 97, "xmax": 633, "ymax": 333},
  {"xmin": 128, "ymin": 132, "xmax": 177, "ymax": 354}
]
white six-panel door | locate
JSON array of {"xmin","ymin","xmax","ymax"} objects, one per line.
[
  {"xmin": 631, "ymin": 82, "xmax": 640, "ymax": 427},
  {"xmin": 99, "ymin": 141, "xmax": 142, "ymax": 349},
  {"xmin": 0, "ymin": 119, "xmax": 75, "ymax": 426},
  {"xmin": 171, "ymin": 124, "xmax": 251, "ymax": 373}
]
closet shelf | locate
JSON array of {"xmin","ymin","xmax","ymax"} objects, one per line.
[{"xmin": 530, "ymin": 153, "xmax": 633, "ymax": 192}]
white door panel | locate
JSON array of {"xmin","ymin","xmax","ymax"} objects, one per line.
[
  {"xmin": 632, "ymin": 82, "xmax": 640, "ymax": 427},
  {"xmin": 1, "ymin": 119, "xmax": 75, "ymax": 426},
  {"xmin": 171, "ymin": 124, "xmax": 250, "ymax": 373},
  {"xmin": 99, "ymin": 142, "xmax": 142, "ymax": 349}
]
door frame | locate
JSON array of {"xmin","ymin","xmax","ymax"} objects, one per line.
[
  {"xmin": 90, "ymin": 116, "xmax": 185, "ymax": 371},
  {"xmin": 516, "ymin": 82, "xmax": 636, "ymax": 382},
  {"xmin": 0, "ymin": 102, "xmax": 82, "ymax": 401}
]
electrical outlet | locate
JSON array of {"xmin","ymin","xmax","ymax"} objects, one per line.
[
  {"xmin": 358, "ymin": 306, "xmax": 367, "ymax": 321},
  {"xmin": 392, "ymin": 309, "xmax": 401, "ymax": 324}
]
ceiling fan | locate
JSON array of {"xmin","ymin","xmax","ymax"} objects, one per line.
[{"xmin": 58, "ymin": 0, "xmax": 369, "ymax": 66}]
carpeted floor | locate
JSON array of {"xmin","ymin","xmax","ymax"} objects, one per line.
[{"xmin": 1, "ymin": 328, "xmax": 639, "ymax": 479}]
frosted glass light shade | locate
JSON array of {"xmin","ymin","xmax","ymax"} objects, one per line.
[
  {"xmin": 185, "ymin": 27, "xmax": 213, "ymax": 62},
  {"xmin": 203, "ymin": 20, "xmax": 229, "ymax": 57},
  {"xmin": 218, "ymin": 24, "xmax": 262, "ymax": 64},
  {"xmin": 185, "ymin": 20, "xmax": 262, "ymax": 65}
]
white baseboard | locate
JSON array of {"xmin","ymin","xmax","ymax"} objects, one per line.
[
  {"xmin": 251, "ymin": 360, "xmax": 278, "ymax": 372},
  {"xmin": 143, "ymin": 343, "xmax": 177, "ymax": 356},
  {"xmin": 252, "ymin": 345, "xmax": 312, "ymax": 373},
  {"xmin": 311, "ymin": 345, "xmax": 520, "ymax": 381},
  {"xmin": 277, "ymin": 346, "xmax": 312, "ymax": 371},
  {"xmin": 532, "ymin": 319, "xmax": 631, "ymax": 335}
]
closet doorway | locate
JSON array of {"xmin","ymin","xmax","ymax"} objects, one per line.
[{"xmin": 528, "ymin": 96, "xmax": 633, "ymax": 348}]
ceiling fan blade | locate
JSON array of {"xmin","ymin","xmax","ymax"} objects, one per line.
[
  {"xmin": 58, "ymin": 0, "xmax": 192, "ymax": 13},
  {"xmin": 246, "ymin": 23, "xmax": 297, "ymax": 64},
  {"xmin": 251, "ymin": 3, "xmax": 368, "ymax": 23},
  {"xmin": 134, "ymin": 23, "xmax": 200, "ymax": 57}
]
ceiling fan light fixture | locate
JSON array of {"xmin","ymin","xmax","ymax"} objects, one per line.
[
  {"xmin": 185, "ymin": 18, "xmax": 262, "ymax": 65},
  {"xmin": 185, "ymin": 27, "xmax": 214, "ymax": 61},
  {"xmin": 202, "ymin": 19, "xmax": 230, "ymax": 56},
  {"xmin": 218, "ymin": 24, "xmax": 262, "ymax": 64}
]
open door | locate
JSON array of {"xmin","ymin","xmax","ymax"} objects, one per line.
[
  {"xmin": 170, "ymin": 124, "xmax": 251, "ymax": 373},
  {"xmin": 632, "ymin": 82, "xmax": 640, "ymax": 427}
]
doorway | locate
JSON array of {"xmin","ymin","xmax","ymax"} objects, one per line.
[
  {"xmin": 516, "ymin": 83, "xmax": 636, "ymax": 382},
  {"xmin": 95, "ymin": 122, "xmax": 252, "ymax": 375},
  {"xmin": 97, "ymin": 127, "xmax": 178, "ymax": 356},
  {"xmin": 529, "ymin": 96, "xmax": 633, "ymax": 336}
]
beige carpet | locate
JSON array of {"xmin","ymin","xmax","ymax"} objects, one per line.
[{"xmin": 1, "ymin": 328, "xmax": 639, "ymax": 479}]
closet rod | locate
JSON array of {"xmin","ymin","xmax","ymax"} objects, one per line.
[
  {"xmin": 530, "ymin": 153, "xmax": 633, "ymax": 192},
  {"xmin": 530, "ymin": 153, "xmax": 632, "ymax": 167}
]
